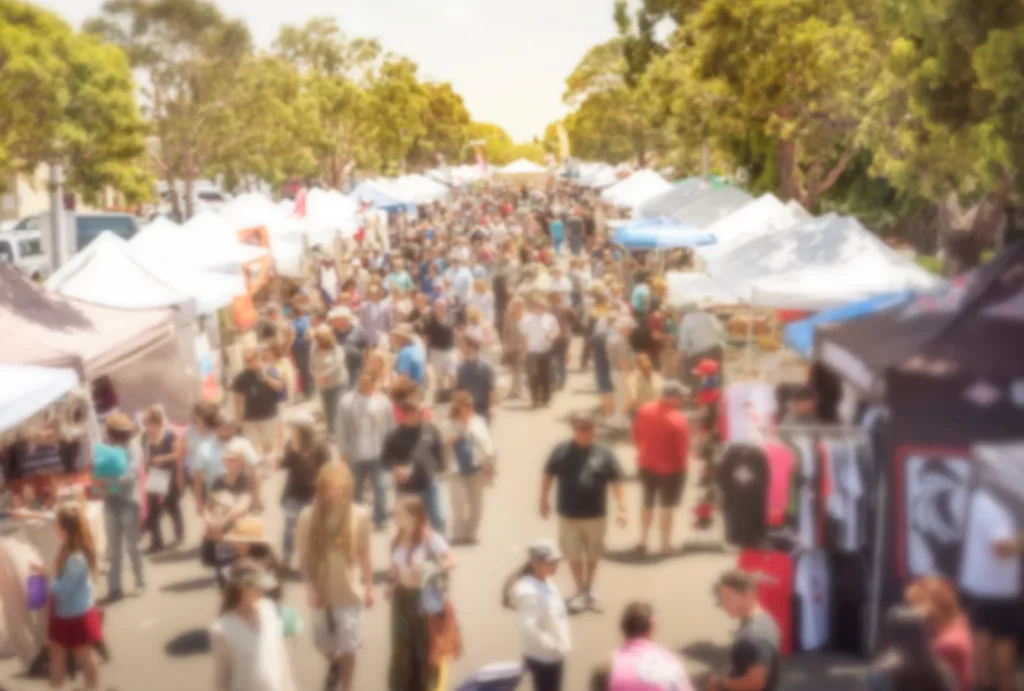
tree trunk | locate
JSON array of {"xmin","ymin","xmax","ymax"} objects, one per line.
[
  {"xmin": 947, "ymin": 173, "xmax": 1015, "ymax": 274},
  {"xmin": 778, "ymin": 138, "xmax": 800, "ymax": 202}
]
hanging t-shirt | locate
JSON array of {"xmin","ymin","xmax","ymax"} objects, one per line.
[
  {"xmin": 716, "ymin": 444, "xmax": 769, "ymax": 548},
  {"xmin": 763, "ymin": 439, "xmax": 796, "ymax": 526},
  {"xmin": 793, "ymin": 549, "xmax": 830, "ymax": 652},
  {"xmin": 786, "ymin": 435, "xmax": 818, "ymax": 549},
  {"xmin": 959, "ymin": 491, "xmax": 1021, "ymax": 599},
  {"xmin": 822, "ymin": 439, "xmax": 865, "ymax": 552},
  {"xmin": 721, "ymin": 382, "xmax": 776, "ymax": 444}
]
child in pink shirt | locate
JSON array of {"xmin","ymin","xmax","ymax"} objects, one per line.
[{"xmin": 608, "ymin": 603, "xmax": 693, "ymax": 691}]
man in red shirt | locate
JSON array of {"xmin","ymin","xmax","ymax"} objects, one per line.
[{"xmin": 633, "ymin": 381, "xmax": 691, "ymax": 554}]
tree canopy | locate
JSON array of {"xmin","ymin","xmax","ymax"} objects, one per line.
[
  {"xmin": 554, "ymin": 0, "xmax": 1024, "ymax": 266},
  {"xmin": 0, "ymin": 0, "xmax": 150, "ymax": 203}
]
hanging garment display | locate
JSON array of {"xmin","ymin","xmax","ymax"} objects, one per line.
[
  {"xmin": 717, "ymin": 444, "xmax": 770, "ymax": 547},
  {"xmin": 721, "ymin": 381, "xmax": 776, "ymax": 444},
  {"xmin": 792, "ymin": 549, "xmax": 830, "ymax": 652},
  {"xmin": 899, "ymin": 450, "xmax": 972, "ymax": 580},
  {"xmin": 764, "ymin": 439, "xmax": 796, "ymax": 526},
  {"xmin": 822, "ymin": 439, "xmax": 866, "ymax": 552},
  {"xmin": 738, "ymin": 549, "xmax": 795, "ymax": 655}
]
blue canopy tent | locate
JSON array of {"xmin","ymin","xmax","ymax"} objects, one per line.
[
  {"xmin": 611, "ymin": 217, "xmax": 717, "ymax": 250},
  {"xmin": 783, "ymin": 291, "xmax": 914, "ymax": 358}
]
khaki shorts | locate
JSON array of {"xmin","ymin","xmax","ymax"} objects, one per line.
[
  {"xmin": 559, "ymin": 517, "xmax": 607, "ymax": 562},
  {"xmin": 243, "ymin": 418, "xmax": 278, "ymax": 451}
]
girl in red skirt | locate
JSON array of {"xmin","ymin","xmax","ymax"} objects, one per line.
[{"xmin": 31, "ymin": 504, "xmax": 103, "ymax": 689}]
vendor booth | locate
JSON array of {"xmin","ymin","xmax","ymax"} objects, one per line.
[
  {"xmin": 647, "ymin": 183, "xmax": 754, "ymax": 229},
  {"xmin": 494, "ymin": 158, "xmax": 548, "ymax": 186},
  {"xmin": 697, "ymin": 195, "xmax": 808, "ymax": 263},
  {"xmin": 0, "ymin": 264, "xmax": 192, "ymax": 421},
  {"xmin": 0, "ymin": 364, "xmax": 106, "ymax": 670},
  {"xmin": 635, "ymin": 177, "xmax": 705, "ymax": 218},
  {"xmin": 794, "ymin": 241, "xmax": 1024, "ymax": 651}
]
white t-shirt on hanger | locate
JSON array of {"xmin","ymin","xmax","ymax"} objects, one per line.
[
  {"xmin": 791, "ymin": 436, "xmax": 817, "ymax": 548},
  {"xmin": 960, "ymin": 491, "xmax": 1020, "ymax": 599},
  {"xmin": 794, "ymin": 549, "xmax": 830, "ymax": 651}
]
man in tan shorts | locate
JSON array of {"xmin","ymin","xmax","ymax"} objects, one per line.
[{"xmin": 540, "ymin": 412, "xmax": 627, "ymax": 613}]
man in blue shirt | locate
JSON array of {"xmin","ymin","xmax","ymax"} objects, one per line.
[
  {"xmin": 550, "ymin": 214, "xmax": 566, "ymax": 254},
  {"xmin": 391, "ymin": 323, "xmax": 427, "ymax": 388}
]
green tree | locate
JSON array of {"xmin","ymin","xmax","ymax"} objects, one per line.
[
  {"xmin": 467, "ymin": 121, "xmax": 516, "ymax": 165},
  {"xmin": 0, "ymin": 1, "xmax": 150, "ymax": 203},
  {"xmin": 87, "ymin": 0, "xmax": 252, "ymax": 219},
  {"xmin": 665, "ymin": 0, "xmax": 882, "ymax": 209},
  {"xmin": 865, "ymin": 0, "xmax": 1024, "ymax": 269},
  {"xmin": 367, "ymin": 56, "xmax": 429, "ymax": 174},
  {"xmin": 273, "ymin": 17, "xmax": 380, "ymax": 187},
  {"xmin": 406, "ymin": 81, "xmax": 471, "ymax": 169}
]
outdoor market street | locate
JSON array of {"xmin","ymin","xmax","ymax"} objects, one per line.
[{"xmin": 0, "ymin": 366, "xmax": 867, "ymax": 691}]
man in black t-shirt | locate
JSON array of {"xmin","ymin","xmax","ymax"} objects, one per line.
[
  {"xmin": 708, "ymin": 569, "xmax": 781, "ymax": 691},
  {"xmin": 381, "ymin": 393, "xmax": 448, "ymax": 535},
  {"xmin": 423, "ymin": 299, "xmax": 458, "ymax": 392},
  {"xmin": 540, "ymin": 412, "xmax": 627, "ymax": 612},
  {"xmin": 231, "ymin": 346, "xmax": 284, "ymax": 471}
]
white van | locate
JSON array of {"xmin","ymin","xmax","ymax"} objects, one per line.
[{"xmin": 0, "ymin": 231, "xmax": 51, "ymax": 279}]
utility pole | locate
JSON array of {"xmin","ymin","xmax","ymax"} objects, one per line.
[{"xmin": 47, "ymin": 163, "xmax": 68, "ymax": 269}]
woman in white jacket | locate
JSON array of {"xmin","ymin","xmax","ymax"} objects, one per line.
[
  {"xmin": 210, "ymin": 559, "xmax": 297, "ymax": 691},
  {"xmin": 503, "ymin": 539, "xmax": 571, "ymax": 691}
]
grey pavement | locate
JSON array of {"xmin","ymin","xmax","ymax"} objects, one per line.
[{"xmin": 0, "ymin": 363, "xmax": 867, "ymax": 690}]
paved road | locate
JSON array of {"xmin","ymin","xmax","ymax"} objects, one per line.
[{"xmin": 0, "ymin": 364, "xmax": 867, "ymax": 690}]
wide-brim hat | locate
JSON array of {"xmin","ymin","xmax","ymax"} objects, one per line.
[
  {"xmin": 104, "ymin": 413, "xmax": 136, "ymax": 434},
  {"xmin": 228, "ymin": 560, "xmax": 278, "ymax": 591},
  {"xmin": 222, "ymin": 516, "xmax": 269, "ymax": 545}
]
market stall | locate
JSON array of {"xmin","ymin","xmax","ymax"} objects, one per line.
[
  {"xmin": 0, "ymin": 264, "xmax": 192, "ymax": 421},
  {"xmin": 696, "ymin": 195, "xmax": 807, "ymax": 263},
  {"xmin": 0, "ymin": 364, "xmax": 105, "ymax": 669},
  {"xmin": 799, "ymin": 241, "xmax": 1024, "ymax": 649}
]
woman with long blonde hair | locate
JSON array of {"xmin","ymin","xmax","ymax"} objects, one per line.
[
  {"xmin": 295, "ymin": 462, "xmax": 374, "ymax": 691},
  {"xmin": 37, "ymin": 504, "xmax": 102, "ymax": 689},
  {"xmin": 387, "ymin": 496, "xmax": 460, "ymax": 691}
]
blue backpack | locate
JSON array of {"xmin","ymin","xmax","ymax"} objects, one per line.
[{"xmin": 92, "ymin": 443, "xmax": 128, "ymax": 479}]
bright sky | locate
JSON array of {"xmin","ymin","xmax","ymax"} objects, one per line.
[{"xmin": 37, "ymin": 0, "xmax": 621, "ymax": 142}]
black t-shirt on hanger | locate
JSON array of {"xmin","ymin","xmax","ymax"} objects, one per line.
[{"xmin": 716, "ymin": 444, "xmax": 770, "ymax": 548}]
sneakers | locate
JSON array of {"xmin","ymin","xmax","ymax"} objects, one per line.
[
  {"xmin": 565, "ymin": 592, "xmax": 588, "ymax": 613},
  {"xmin": 586, "ymin": 590, "xmax": 603, "ymax": 613}
]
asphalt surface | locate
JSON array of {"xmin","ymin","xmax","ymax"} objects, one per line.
[{"xmin": 0, "ymin": 363, "xmax": 868, "ymax": 690}]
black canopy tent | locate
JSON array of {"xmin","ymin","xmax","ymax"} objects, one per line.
[{"xmin": 812, "ymin": 241, "xmax": 1024, "ymax": 650}]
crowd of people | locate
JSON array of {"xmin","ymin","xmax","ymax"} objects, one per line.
[{"xmin": 13, "ymin": 181, "xmax": 1016, "ymax": 691}]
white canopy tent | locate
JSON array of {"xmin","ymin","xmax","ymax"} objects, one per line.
[
  {"xmin": 601, "ymin": 170, "xmax": 672, "ymax": 209},
  {"xmin": 46, "ymin": 232, "xmax": 198, "ymax": 321},
  {"xmin": 219, "ymin": 192, "xmax": 301, "ymax": 237},
  {"xmin": 697, "ymin": 195, "xmax": 808, "ymax": 261},
  {"xmin": 0, "ymin": 364, "xmax": 80, "ymax": 434},
  {"xmin": 666, "ymin": 271, "xmax": 741, "ymax": 307},
  {"xmin": 707, "ymin": 213, "xmax": 940, "ymax": 305},
  {"xmin": 635, "ymin": 177, "xmax": 705, "ymax": 218},
  {"xmin": 392, "ymin": 175, "xmax": 449, "ymax": 204},
  {"xmin": 663, "ymin": 185, "xmax": 755, "ymax": 229},
  {"xmin": 498, "ymin": 158, "xmax": 546, "ymax": 175},
  {"xmin": 130, "ymin": 217, "xmax": 268, "ymax": 275}
]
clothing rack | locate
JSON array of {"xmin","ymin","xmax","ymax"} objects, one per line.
[{"xmin": 775, "ymin": 424, "xmax": 868, "ymax": 437}]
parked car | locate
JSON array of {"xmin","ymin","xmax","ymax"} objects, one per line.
[
  {"xmin": 0, "ymin": 230, "xmax": 52, "ymax": 278},
  {"xmin": 13, "ymin": 211, "xmax": 140, "ymax": 252}
]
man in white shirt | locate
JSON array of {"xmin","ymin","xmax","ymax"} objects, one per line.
[
  {"xmin": 959, "ymin": 490, "xmax": 1023, "ymax": 691},
  {"xmin": 519, "ymin": 295, "xmax": 559, "ymax": 407}
]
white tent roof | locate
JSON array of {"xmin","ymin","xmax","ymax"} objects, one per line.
[
  {"xmin": 663, "ymin": 186, "xmax": 756, "ymax": 229},
  {"xmin": 218, "ymin": 192, "xmax": 300, "ymax": 237},
  {"xmin": 0, "ymin": 364, "xmax": 79, "ymax": 434},
  {"xmin": 299, "ymin": 188, "xmax": 359, "ymax": 236},
  {"xmin": 697, "ymin": 194, "xmax": 805, "ymax": 261},
  {"xmin": 635, "ymin": 177, "xmax": 706, "ymax": 217},
  {"xmin": 707, "ymin": 213, "xmax": 940, "ymax": 306},
  {"xmin": 392, "ymin": 175, "xmax": 449, "ymax": 204},
  {"xmin": 130, "ymin": 218, "xmax": 268, "ymax": 275},
  {"xmin": 600, "ymin": 170, "xmax": 672, "ymax": 209},
  {"xmin": 498, "ymin": 158, "xmax": 546, "ymax": 175},
  {"xmin": 46, "ymin": 232, "xmax": 198, "ymax": 319},
  {"xmin": 666, "ymin": 271, "xmax": 741, "ymax": 307},
  {"xmin": 590, "ymin": 166, "xmax": 628, "ymax": 189}
]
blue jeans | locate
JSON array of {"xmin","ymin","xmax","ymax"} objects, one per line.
[
  {"xmin": 281, "ymin": 497, "xmax": 308, "ymax": 563},
  {"xmin": 353, "ymin": 459, "xmax": 387, "ymax": 528},
  {"xmin": 421, "ymin": 479, "xmax": 447, "ymax": 536},
  {"xmin": 104, "ymin": 495, "xmax": 145, "ymax": 595}
]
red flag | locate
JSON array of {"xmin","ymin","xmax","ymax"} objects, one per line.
[{"xmin": 293, "ymin": 188, "xmax": 308, "ymax": 218}]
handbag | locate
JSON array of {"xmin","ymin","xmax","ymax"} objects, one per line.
[
  {"xmin": 27, "ymin": 573, "xmax": 49, "ymax": 611},
  {"xmin": 145, "ymin": 467, "xmax": 172, "ymax": 496}
]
